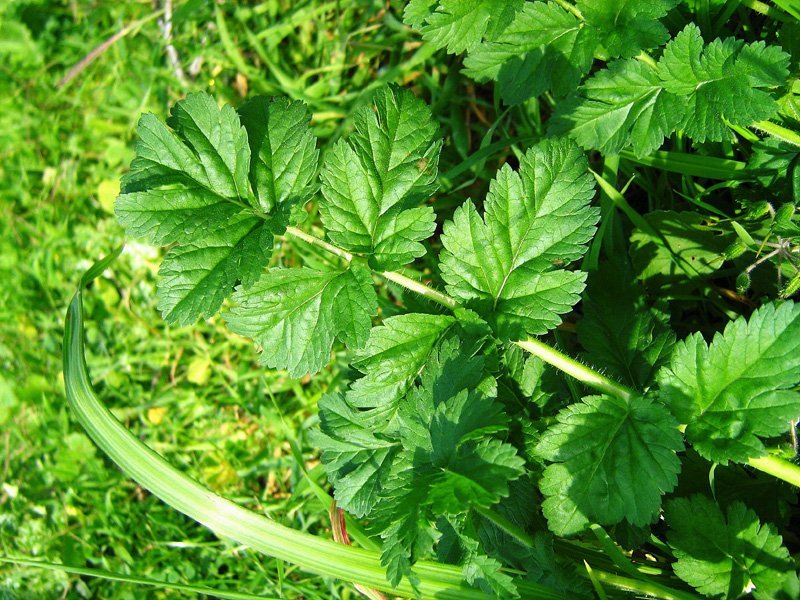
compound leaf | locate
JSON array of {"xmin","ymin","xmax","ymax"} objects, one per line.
[
  {"xmin": 657, "ymin": 301, "xmax": 800, "ymax": 464},
  {"xmin": 320, "ymin": 85, "xmax": 441, "ymax": 270},
  {"xmin": 666, "ymin": 495, "xmax": 794, "ymax": 599},
  {"xmin": 462, "ymin": 1, "xmax": 598, "ymax": 104},
  {"xmin": 536, "ymin": 395, "xmax": 684, "ymax": 536},
  {"xmin": 550, "ymin": 59, "xmax": 683, "ymax": 157},
  {"xmin": 117, "ymin": 92, "xmax": 319, "ymax": 325},
  {"xmin": 412, "ymin": 0, "xmax": 523, "ymax": 55},
  {"xmin": 439, "ymin": 137, "xmax": 598, "ymax": 340},
  {"xmin": 225, "ymin": 263, "xmax": 377, "ymax": 377},
  {"xmin": 658, "ymin": 24, "xmax": 790, "ymax": 142}
]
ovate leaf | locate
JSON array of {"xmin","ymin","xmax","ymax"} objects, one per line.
[
  {"xmin": 319, "ymin": 85, "xmax": 441, "ymax": 270},
  {"xmin": 440, "ymin": 137, "xmax": 598, "ymax": 340},
  {"xmin": 657, "ymin": 301, "xmax": 800, "ymax": 464},
  {"xmin": 658, "ymin": 24, "xmax": 790, "ymax": 142},
  {"xmin": 224, "ymin": 264, "xmax": 377, "ymax": 377},
  {"xmin": 666, "ymin": 495, "xmax": 794, "ymax": 600},
  {"xmin": 629, "ymin": 210, "xmax": 733, "ymax": 293},
  {"xmin": 536, "ymin": 395, "xmax": 684, "ymax": 536},
  {"xmin": 462, "ymin": 2, "xmax": 598, "ymax": 104}
]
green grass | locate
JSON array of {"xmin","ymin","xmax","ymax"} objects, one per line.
[{"xmin": 0, "ymin": 2, "xmax": 484, "ymax": 598}]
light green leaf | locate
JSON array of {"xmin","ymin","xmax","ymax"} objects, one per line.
[
  {"xmin": 225, "ymin": 263, "xmax": 377, "ymax": 377},
  {"xmin": 550, "ymin": 59, "xmax": 683, "ymax": 157},
  {"xmin": 439, "ymin": 137, "xmax": 598, "ymax": 340},
  {"xmin": 536, "ymin": 395, "xmax": 684, "ymax": 536},
  {"xmin": 416, "ymin": 0, "xmax": 523, "ymax": 54},
  {"xmin": 116, "ymin": 93, "xmax": 318, "ymax": 325},
  {"xmin": 657, "ymin": 301, "xmax": 800, "ymax": 464},
  {"xmin": 666, "ymin": 495, "xmax": 794, "ymax": 599},
  {"xmin": 319, "ymin": 85, "xmax": 441, "ymax": 270},
  {"xmin": 658, "ymin": 24, "xmax": 789, "ymax": 142}
]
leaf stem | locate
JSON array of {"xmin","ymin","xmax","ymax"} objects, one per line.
[
  {"xmin": 752, "ymin": 120, "xmax": 800, "ymax": 148},
  {"xmin": 551, "ymin": 0, "xmax": 584, "ymax": 20},
  {"xmin": 747, "ymin": 453, "xmax": 800, "ymax": 487},
  {"xmin": 379, "ymin": 270, "xmax": 458, "ymax": 309},
  {"xmin": 285, "ymin": 226, "xmax": 354, "ymax": 262},
  {"xmin": 514, "ymin": 338, "xmax": 635, "ymax": 402}
]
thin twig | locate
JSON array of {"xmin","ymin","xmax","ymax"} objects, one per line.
[
  {"xmin": 57, "ymin": 10, "xmax": 164, "ymax": 88},
  {"xmin": 160, "ymin": 0, "xmax": 187, "ymax": 83}
]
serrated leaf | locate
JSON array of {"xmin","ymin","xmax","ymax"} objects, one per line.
[
  {"xmin": 415, "ymin": 0, "xmax": 523, "ymax": 55},
  {"xmin": 116, "ymin": 93, "xmax": 318, "ymax": 325},
  {"xmin": 462, "ymin": 2, "xmax": 598, "ymax": 104},
  {"xmin": 462, "ymin": 551, "xmax": 519, "ymax": 599},
  {"xmin": 310, "ymin": 393, "xmax": 399, "ymax": 517},
  {"xmin": 238, "ymin": 95, "xmax": 319, "ymax": 215},
  {"xmin": 550, "ymin": 59, "xmax": 683, "ymax": 157},
  {"xmin": 224, "ymin": 263, "xmax": 377, "ymax": 377},
  {"xmin": 657, "ymin": 301, "xmax": 800, "ymax": 464},
  {"xmin": 319, "ymin": 85, "xmax": 440, "ymax": 270},
  {"xmin": 348, "ymin": 313, "xmax": 455, "ymax": 409},
  {"xmin": 577, "ymin": 0, "xmax": 679, "ymax": 58},
  {"xmin": 439, "ymin": 137, "xmax": 598, "ymax": 340},
  {"xmin": 658, "ymin": 24, "xmax": 790, "ymax": 142},
  {"xmin": 577, "ymin": 262, "xmax": 675, "ymax": 391},
  {"xmin": 157, "ymin": 214, "xmax": 278, "ymax": 326},
  {"xmin": 536, "ymin": 395, "xmax": 684, "ymax": 536},
  {"xmin": 666, "ymin": 495, "xmax": 794, "ymax": 599}
]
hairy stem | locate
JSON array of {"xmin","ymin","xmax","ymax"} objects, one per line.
[
  {"xmin": 747, "ymin": 454, "xmax": 800, "ymax": 487},
  {"xmin": 285, "ymin": 226, "xmax": 353, "ymax": 262},
  {"xmin": 379, "ymin": 270, "xmax": 457, "ymax": 309},
  {"xmin": 515, "ymin": 338, "xmax": 635, "ymax": 401}
]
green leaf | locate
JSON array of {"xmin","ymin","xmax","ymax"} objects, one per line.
[
  {"xmin": 656, "ymin": 301, "xmax": 800, "ymax": 464},
  {"xmin": 462, "ymin": 2, "xmax": 598, "ymax": 104},
  {"xmin": 116, "ymin": 93, "xmax": 318, "ymax": 325},
  {"xmin": 413, "ymin": 0, "xmax": 523, "ymax": 54},
  {"xmin": 577, "ymin": 262, "xmax": 675, "ymax": 391},
  {"xmin": 536, "ymin": 395, "xmax": 684, "ymax": 536},
  {"xmin": 550, "ymin": 59, "xmax": 683, "ymax": 157},
  {"xmin": 224, "ymin": 263, "xmax": 377, "ymax": 377},
  {"xmin": 310, "ymin": 393, "xmax": 399, "ymax": 517},
  {"xmin": 658, "ymin": 24, "xmax": 790, "ymax": 142},
  {"xmin": 577, "ymin": 0, "xmax": 679, "ymax": 58},
  {"xmin": 666, "ymin": 495, "xmax": 794, "ymax": 600},
  {"xmin": 238, "ymin": 95, "xmax": 319, "ymax": 215},
  {"xmin": 319, "ymin": 85, "xmax": 441, "ymax": 270},
  {"xmin": 347, "ymin": 313, "xmax": 455, "ymax": 409},
  {"xmin": 629, "ymin": 210, "xmax": 733, "ymax": 293},
  {"xmin": 440, "ymin": 137, "xmax": 598, "ymax": 340}
]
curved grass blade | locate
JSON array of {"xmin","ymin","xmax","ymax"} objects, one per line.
[
  {"xmin": 63, "ymin": 253, "xmax": 566, "ymax": 600},
  {"xmin": 0, "ymin": 557, "xmax": 280, "ymax": 600}
]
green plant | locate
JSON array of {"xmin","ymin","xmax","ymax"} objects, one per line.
[{"xmin": 57, "ymin": 1, "xmax": 800, "ymax": 599}]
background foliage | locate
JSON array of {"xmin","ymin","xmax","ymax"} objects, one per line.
[{"xmin": 3, "ymin": 0, "xmax": 800, "ymax": 599}]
